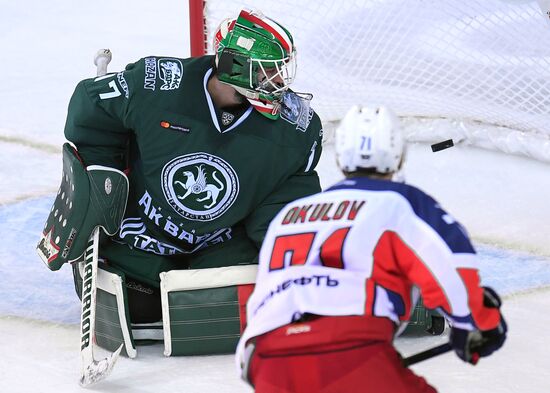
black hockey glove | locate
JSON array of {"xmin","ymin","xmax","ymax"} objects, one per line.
[{"xmin": 450, "ymin": 287, "xmax": 507, "ymax": 365}]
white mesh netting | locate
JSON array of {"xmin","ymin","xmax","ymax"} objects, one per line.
[{"xmin": 200, "ymin": 0, "xmax": 550, "ymax": 161}]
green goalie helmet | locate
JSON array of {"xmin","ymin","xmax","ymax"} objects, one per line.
[{"xmin": 215, "ymin": 9, "xmax": 297, "ymax": 120}]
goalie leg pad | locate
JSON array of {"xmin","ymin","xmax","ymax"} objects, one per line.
[
  {"xmin": 160, "ymin": 265, "xmax": 257, "ymax": 356},
  {"xmin": 37, "ymin": 143, "xmax": 128, "ymax": 270},
  {"xmin": 76, "ymin": 261, "xmax": 137, "ymax": 358}
]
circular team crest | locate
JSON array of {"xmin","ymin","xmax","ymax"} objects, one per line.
[{"xmin": 161, "ymin": 152, "xmax": 239, "ymax": 221}]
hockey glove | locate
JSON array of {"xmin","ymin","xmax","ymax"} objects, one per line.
[{"xmin": 450, "ymin": 287, "xmax": 507, "ymax": 364}]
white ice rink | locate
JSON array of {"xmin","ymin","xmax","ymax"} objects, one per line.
[{"xmin": 1, "ymin": 1, "xmax": 549, "ymax": 392}]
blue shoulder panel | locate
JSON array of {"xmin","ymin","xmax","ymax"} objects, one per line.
[{"xmin": 327, "ymin": 177, "xmax": 476, "ymax": 254}]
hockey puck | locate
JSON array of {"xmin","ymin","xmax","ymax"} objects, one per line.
[{"xmin": 431, "ymin": 139, "xmax": 454, "ymax": 152}]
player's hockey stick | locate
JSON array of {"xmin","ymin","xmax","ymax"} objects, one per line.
[
  {"xmin": 79, "ymin": 227, "xmax": 123, "ymax": 386},
  {"xmin": 402, "ymin": 343, "xmax": 452, "ymax": 367}
]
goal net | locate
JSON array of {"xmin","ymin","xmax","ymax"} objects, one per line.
[{"xmin": 189, "ymin": 0, "xmax": 550, "ymax": 161}]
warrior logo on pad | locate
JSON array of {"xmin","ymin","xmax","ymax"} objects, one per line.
[{"xmin": 162, "ymin": 153, "xmax": 239, "ymax": 221}]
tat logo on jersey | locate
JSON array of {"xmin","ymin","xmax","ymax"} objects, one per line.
[
  {"xmin": 159, "ymin": 58, "xmax": 183, "ymax": 90},
  {"xmin": 161, "ymin": 153, "xmax": 239, "ymax": 221}
]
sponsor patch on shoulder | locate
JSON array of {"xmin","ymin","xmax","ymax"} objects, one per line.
[{"xmin": 158, "ymin": 58, "xmax": 183, "ymax": 91}]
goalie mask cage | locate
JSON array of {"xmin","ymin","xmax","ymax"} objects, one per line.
[{"xmin": 189, "ymin": 0, "xmax": 550, "ymax": 162}]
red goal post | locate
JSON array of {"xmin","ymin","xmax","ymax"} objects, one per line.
[
  {"xmin": 189, "ymin": 0, "xmax": 550, "ymax": 162},
  {"xmin": 189, "ymin": 0, "xmax": 208, "ymax": 57}
]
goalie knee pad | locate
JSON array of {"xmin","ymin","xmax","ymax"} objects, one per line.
[
  {"xmin": 73, "ymin": 260, "xmax": 258, "ymax": 357},
  {"xmin": 37, "ymin": 143, "xmax": 128, "ymax": 270},
  {"xmin": 160, "ymin": 265, "xmax": 257, "ymax": 356}
]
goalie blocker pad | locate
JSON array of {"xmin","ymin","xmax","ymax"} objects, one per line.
[
  {"xmin": 37, "ymin": 143, "xmax": 128, "ymax": 270},
  {"xmin": 160, "ymin": 265, "xmax": 257, "ymax": 356}
]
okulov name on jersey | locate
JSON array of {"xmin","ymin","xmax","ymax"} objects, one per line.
[{"xmin": 281, "ymin": 200, "xmax": 366, "ymax": 225}]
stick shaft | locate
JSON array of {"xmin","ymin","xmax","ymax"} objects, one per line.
[
  {"xmin": 402, "ymin": 343, "xmax": 453, "ymax": 367},
  {"xmin": 79, "ymin": 227, "xmax": 122, "ymax": 386},
  {"xmin": 80, "ymin": 228, "xmax": 100, "ymax": 371}
]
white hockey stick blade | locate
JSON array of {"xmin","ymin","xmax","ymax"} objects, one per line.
[
  {"xmin": 79, "ymin": 344, "xmax": 123, "ymax": 387},
  {"xmin": 94, "ymin": 48, "xmax": 112, "ymax": 76}
]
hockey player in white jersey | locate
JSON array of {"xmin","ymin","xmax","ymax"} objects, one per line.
[{"xmin": 235, "ymin": 106, "xmax": 507, "ymax": 392}]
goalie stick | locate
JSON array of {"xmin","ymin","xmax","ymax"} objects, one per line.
[
  {"xmin": 79, "ymin": 227, "xmax": 123, "ymax": 386},
  {"xmin": 79, "ymin": 49, "xmax": 123, "ymax": 387}
]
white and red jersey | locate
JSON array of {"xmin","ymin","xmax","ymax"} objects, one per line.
[{"xmin": 236, "ymin": 177, "xmax": 501, "ymax": 369}]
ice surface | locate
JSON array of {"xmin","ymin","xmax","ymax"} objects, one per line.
[{"xmin": 1, "ymin": 1, "xmax": 549, "ymax": 392}]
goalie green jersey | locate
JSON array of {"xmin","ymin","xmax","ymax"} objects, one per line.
[{"xmin": 64, "ymin": 55, "xmax": 322, "ymax": 283}]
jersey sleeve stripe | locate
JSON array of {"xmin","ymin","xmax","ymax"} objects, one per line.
[
  {"xmin": 376, "ymin": 231, "xmax": 454, "ymax": 314},
  {"xmin": 457, "ymin": 268, "xmax": 502, "ymax": 331}
]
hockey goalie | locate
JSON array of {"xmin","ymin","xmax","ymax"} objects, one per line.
[{"xmin": 36, "ymin": 7, "xmax": 323, "ymax": 384}]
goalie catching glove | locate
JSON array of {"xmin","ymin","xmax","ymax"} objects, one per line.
[
  {"xmin": 36, "ymin": 143, "xmax": 128, "ymax": 270},
  {"xmin": 450, "ymin": 287, "xmax": 507, "ymax": 364}
]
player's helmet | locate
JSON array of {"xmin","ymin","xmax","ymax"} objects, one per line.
[
  {"xmin": 214, "ymin": 9, "xmax": 297, "ymax": 120},
  {"xmin": 335, "ymin": 105, "xmax": 405, "ymax": 174}
]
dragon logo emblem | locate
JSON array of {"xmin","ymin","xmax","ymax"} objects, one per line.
[
  {"xmin": 175, "ymin": 164, "xmax": 224, "ymax": 209},
  {"xmin": 162, "ymin": 153, "xmax": 239, "ymax": 221}
]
